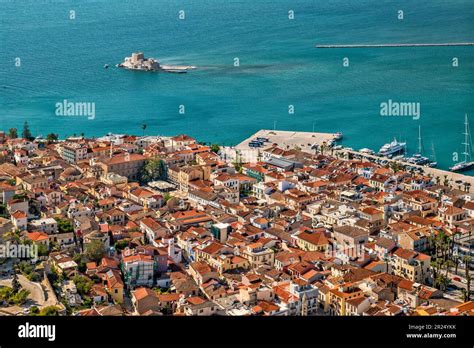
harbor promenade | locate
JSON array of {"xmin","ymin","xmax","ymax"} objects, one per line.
[
  {"xmin": 222, "ymin": 130, "xmax": 473, "ymax": 189},
  {"xmin": 337, "ymin": 148, "xmax": 474, "ymax": 187}
]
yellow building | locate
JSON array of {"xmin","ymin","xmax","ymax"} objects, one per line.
[
  {"xmin": 241, "ymin": 242, "xmax": 275, "ymax": 268},
  {"xmin": 328, "ymin": 286, "xmax": 364, "ymax": 316},
  {"xmin": 392, "ymin": 248, "xmax": 431, "ymax": 283},
  {"xmin": 294, "ymin": 230, "xmax": 329, "ymax": 252}
]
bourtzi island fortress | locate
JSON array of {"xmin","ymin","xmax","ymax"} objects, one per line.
[
  {"xmin": 117, "ymin": 52, "xmax": 196, "ymax": 73},
  {"xmin": 0, "ymin": 129, "xmax": 472, "ymax": 317}
]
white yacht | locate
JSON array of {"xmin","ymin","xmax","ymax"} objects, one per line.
[{"xmin": 378, "ymin": 138, "xmax": 406, "ymax": 157}]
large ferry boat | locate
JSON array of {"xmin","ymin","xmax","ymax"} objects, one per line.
[
  {"xmin": 378, "ymin": 138, "xmax": 406, "ymax": 157},
  {"xmin": 450, "ymin": 114, "xmax": 474, "ymax": 172}
]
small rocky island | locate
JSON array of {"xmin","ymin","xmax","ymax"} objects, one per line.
[{"xmin": 117, "ymin": 52, "xmax": 196, "ymax": 73}]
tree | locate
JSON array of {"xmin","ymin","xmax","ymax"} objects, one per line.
[
  {"xmin": 11, "ymin": 272, "xmax": 20, "ymax": 293},
  {"xmin": 232, "ymin": 150, "xmax": 243, "ymax": 173},
  {"xmin": 444, "ymin": 259, "xmax": 455, "ymax": 277},
  {"xmin": 37, "ymin": 243, "xmax": 49, "ymax": 257},
  {"xmin": 210, "ymin": 144, "xmax": 220, "ymax": 154},
  {"xmin": 73, "ymin": 275, "xmax": 93, "ymax": 296},
  {"xmin": 85, "ymin": 240, "xmax": 106, "ymax": 263},
  {"xmin": 454, "ymin": 254, "xmax": 460, "ymax": 275},
  {"xmin": 0, "ymin": 203, "xmax": 7, "ymax": 218},
  {"xmin": 22, "ymin": 121, "xmax": 33, "ymax": 140},
  {"xmin": 0, "ymin": 286, "xmax": 29, "ymax": 305},
  {"xmin": 38, "ymin": 306, "xmax": 59, "ymax": 316},
  {"xmin": 55, "ymin": 218, "xmax": 73, "ymax": 233},
  {"xmin": 114, "ymin": 240, "xmax": 129, "ymax": 251},
  {"xmin": 8, "ymin": 128, "xmax": 18, "ymax": 139},
  {"xmin": 434, "ymin": 274, "xmax": 451, "ymax": 291},
  {"xmin": 443, "ymin": 175, "xmax": 450, "ymax": 187},
  {"xmin": 140, "ymin": 158, "xmax": 167, "ymax": 183},
  {"xmin": 390, "ymin": 162, "xmax": 401, "ymax": 173},
  {"xmin": 73, "ymin": 254, "xmax": 87, "ymax": 273},
  {"xmin": 463, "ymin": 255, "xmax": 471, "ymax": 301},
  {"xmin": 163, "ymin": 192, "xmax": 172, "ymax": 203},
  {"xmin": 430, "ymin": 258, "xmax": 444, "ymax": 288},
  {"xmin": 141, "ymin": 124, "xmax": 147, "ymax": 136},
  {"xmin": 46, "ymin": 133, "xmax": 58, "ymax": 143},
  {"xmin": 320, "ymin": 142, "xmax": 327, "ymax": 155}
]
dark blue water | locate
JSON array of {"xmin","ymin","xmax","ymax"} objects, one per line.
[{"xmin": 1, "ymin": 0, "xmax": 473, "ymax": 173}]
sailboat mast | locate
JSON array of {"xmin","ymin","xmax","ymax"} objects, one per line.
[
  {"xmin": 462, "ymin": 114, "xmax": 470, "ymax": 162},
  {"xmin": 418, "ymin": 126, "xmax": 422, "ymax": 154},
  {"xmin": 431, "ymin": 141, "xmax": 436, "ymax": 161}
]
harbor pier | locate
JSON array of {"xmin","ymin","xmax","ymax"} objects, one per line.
[{"xmin": 315, "ymin": 42, "xmax": 474, "ymax": 49}]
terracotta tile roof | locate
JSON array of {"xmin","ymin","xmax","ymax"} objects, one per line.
[
  {"xmin": 133, "ymin": 287, "xmax": 157, "ymax": 301},
  {"xmin": 27, "ymin": 231, "xmax": 49, "ymax": 242},
  {"xmin": 11, "ymin": 210, "xmax": 27, "ymax": 219},
  {"xmin": 187, "ymin": 296, "xmax": 206, "ymax": 305},
  {"xmin": 297, "ymin": 230, "xmax": 328, "ymax": 246}
]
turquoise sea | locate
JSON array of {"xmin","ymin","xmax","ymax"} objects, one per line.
[{"xmin": 1, "ymin": 0, "xmax": 473, "ymax": 173}]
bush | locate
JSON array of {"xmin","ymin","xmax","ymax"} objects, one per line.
[
  {"xmin": 38, "ymin": 306, "xmax": 59, "ymax": 316},
  {"xmin": 27, "ymin": 272, "xmax": 41, "ymax": 282},
  {"xmin": 0, "ymin": 286, "xmax": 30, "ymax": 305},
  {"xmin": 55, "ymin": 218, "xmax": 74, "ymax": 233},
  {"xmin": 73, "ymin": 275, "xmax": 93, "ymax": 296},
  {"xmin": 73, "ymin": 254, "xmax": 87, "ymax": 273},
  {"xmin": 85, "ymin": 240, "xmax": 105, "ymax": 263},
  {"xmin": 114, "ymin": 240, "xmax": 129, "ymax": 251}
]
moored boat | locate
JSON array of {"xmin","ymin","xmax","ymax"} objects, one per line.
[
  {"xmin": 378, "ymin": 138, "xmax": 406, "ymax": 157},
  {"xmin": 450, "ymin": 114, "xmax": 474, "ymax": 172}
]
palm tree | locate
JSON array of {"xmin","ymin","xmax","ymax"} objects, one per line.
[
  {"xmin": 4, "ymin": 229, "xmax": 21, "ymax": 243},
  {"xmin": 430, "ymin": 258, "xmax": 444, "ymax": 288},
  {"xmin": 460, "ymin": 288, "xmax": 469, "ymax": 302},
  {"xmin": 383, "ymin": 255, "xmax": 391, "ymax": 274},
  {"xmin": 427, "ymin": 233, "xmax": 436, "ymax": 254},
  {"xmin": 320, "ymin": 142, "xmax": 327, "ymax": 155},
  {"xmin": 141, "ymin": 124, "xmax": 147, "ymax": 136},
  {"xmin": 443, "ymin": 175, "xmax": 449, "ymax": 186},
  {"xmin": 454, "ymin": 254, "xmax": 460, "ymax": 275},
  {"xmin": 462, "ymin": 255, "xmax": 471, "ymax": 301},
  {"xmin": 440, "ymin": 275, "xmax": 451, "ymax": 291},
  {"xmin": 444, "ymin": 259, "xmax": 455, "ymax": 277}
]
